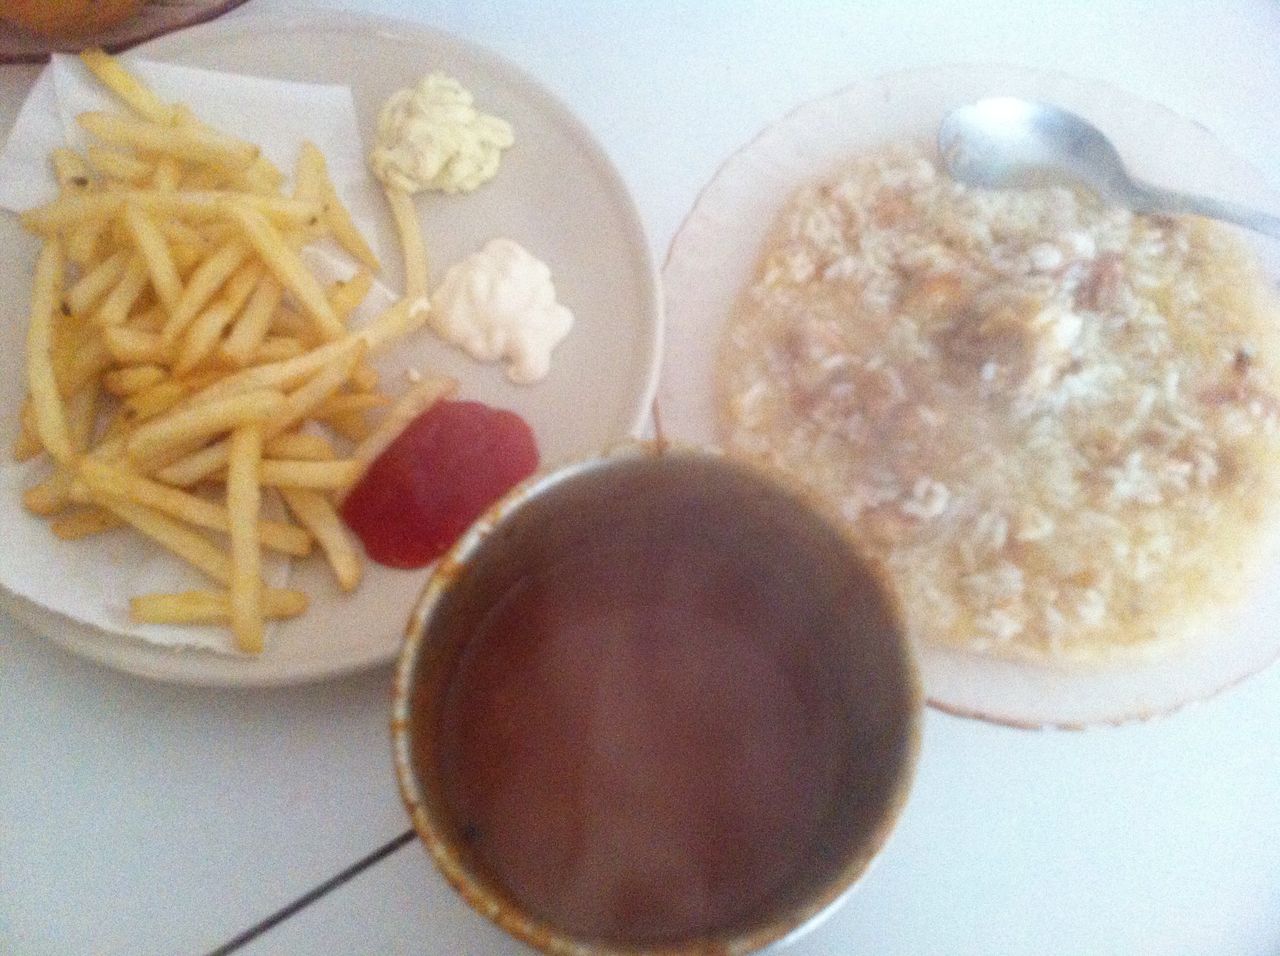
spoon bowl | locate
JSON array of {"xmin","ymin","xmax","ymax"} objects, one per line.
[
  {"xmin": 939, "ymin": 97, "xmax": 1129, "ymax": 198},
  {"xmin": 939, "ymin": 97, "xmax": 1280, "ymax": 237}
]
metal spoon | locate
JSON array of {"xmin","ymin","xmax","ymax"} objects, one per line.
[{"xmin": 938, "ymin": 97, "xmax": 1280, "ymax": 239}]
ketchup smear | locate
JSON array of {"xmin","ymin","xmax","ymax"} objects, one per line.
[{"xmin": 341, "ymin": 399, "xmax": 539, "ymax": 569}]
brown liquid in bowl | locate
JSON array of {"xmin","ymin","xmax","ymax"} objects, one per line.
[{"xmin": 412, "ymin": 455, "xmax": 915, "ymax": 948}]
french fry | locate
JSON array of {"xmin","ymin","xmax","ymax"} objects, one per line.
[
  {"xmin": 58, "ymin": 336, "xmax": 112, "ymax": 398},
  {"xmin": 176, "ymin": 369, "xmax": 225, "ymax": 393},
  {"xmin": 66, "ymin": 217, "xmax": 107, "ymax": 269},
  {"xmin": 383, "ymin": 185, "xmax": 426, "ymax": 297},
  {"xmin": 357, "ymin": 297, "xmax": 430, "ymax": 353},
  {"xmin": 95, "ymin": 412, "xmax": 133, "ymax": 450},
  {"xmin": 151, "ymin": 157, "xmax": 182, "ymax": 191},
  {"xmin": 353, "ymin": 375, "xmax": 457, "ymax": 474},
  {"xmin": 21, "ymin": 191, "xmax": 321, "ymax": 236},
  {"xmin": 280, "ymin": 488, "xmax": 362, "ymax": 592},
  {"xmin": 293, "ymin": 142, "xmax": 323, "ymax": 203},
  {"xmin": 86, "ymin": 146, "xmax": 153, "ymax": 184},
  {"xmin": 229, "ymin": 156, "xmax": 286, "ymax": 196},
  {"xmin": 94, "ymin": 254, "xmax": 150, "ymax": 328},
  {"xmin": 127, "ymin": 303, "xmax": 167, "ymax": 333},
  {"xmin": 154, "ymin": 441, "xmax": 230, "ymax": 487},
  {"xmin": 323, "ymin": 179, "xmax": 380, "ymax": 271},
  {"xmin": 221, "ymin": 263, "xmax": 271, "ymax": 318},
  {"xmin": 65, "ymin": 249, "xmax": 127, "ymax": 315},
  {"xmin": 221, "ymin": 200, "xmax": 343, "ymax": 339},
  {"xmin": 51, "ymin": 507, "xmax": 126, "ymax": 541},
  {"xmin": 159, "ymin": 219, "xmax": 207, "ymax": 252},
  {"xmin": 328, "ymin": 270, "xmax": 375, "ymax": 323},
  {"xmin": 183, "ymin": 336, "xmax": 360, "ymax": 408},
  {"xmin": 266, "ymin": 343, "xmax": 364, "ymax": 436},
  {"xmin": 155, "ymin": 106, "xmax": 275, "ymax": 191},
  {"xmin": 324, "ymin": 412, "xmax": 372, "ymax": 443},
  {"xmin": 226, "ymin": 167, "xmax": 272, "ymax": 197},
  {"xmin": 122, "ymin": 202, "xmax": 183, "ymax": 313},
  {"xmin": 249, "ymin": 156, "xmax": 286, "ymax": 190},
  {"xmin": 51, "ymin": 148, "xmax": 90, "ymax": 189},
  {"xmin": 51, "ymin": 306, "xmax": 89, "ymax": 388},
  {"xmin": 13, "ymin": 398, "xmax": 43, "ymax": 461},
  {"xmin": 258, "ymin": 459, "xmax": 364, "ymax": 490},
  {"xmin": 316, "ymin": 393, "xmax": 389, "ymax": 418},
  {"xmin": 79, "ymin": 48, "xmax": 179, "ymax": 124},
  {"xmin": 250, "ymin": 337, "xmax": 306, "ymax": 363},
  {"xmin": 179, "ymin": 165, "xmax": 224, "ymax": 191},
  {"xmin": 220, "ymin": 273, "xmax": 282, "ymax": 366},
  {"xmin": 103, "ymin": 364, "xmax": 167, "ymax": 397},
  {"xmin": 26, "ymin": 240, "xmax": 73, "ymax": 463},
  {"xmin": 78, "ymin": 111, "xmax": 258, "ymax": 171},
  {"xmin": 227, "ymin": 426, "xmax": 264, "ymax": 653},
  {"xmin": 20, "ymin": 193, "xmax": 117, "ymax": 235},
  {"xmin": 126, "ymin": 388, "xmax": 284, "ymax": 466},
  {"xmin": 24, "ymin": 469, "xmax": 76, "ymax": 516},
  {"xmin": 349, "ymin": 361, "xmax": 379, "ymax": 393},
  {"xmin": 266, "ymin": 314, "xmax": 321, "ymax": 353},
  {"xmin": 131, "ymin": 588, "xmax": 308, "ymax": 625},
  {"xmin": 173, "ymin": 262, "xmax": 263, "ymax": 375},
  {"xmin": 267, "ymin": 306, "xmax": 309, "ymax": 338},
  {"xmin": 67, "ymin": 382, "xmax": 99, "ymax": 452},
  {"xmin": 174, "ymin": 307, "xmax": 236, "ymax": 374},
  {"xmin": 99, "ymin": 497, "xmax": 232, "ymax": 585},
  {"xmin": 13, "ymin": 431, "xmax": 43, "ymax": 462},
  {"xmin": 301, "ymin": 142, "xmax": 379, "ymax": 271},
  {"xmin": 263, "ymin": 431, "xmax": 336, "ymax": 461},
  {"xmin": 125, "ymin": 379, "xmax": 189, "ymax": 420},
  {"xmin": 170, "ymin": 243, "xmax": 205, "ymax": 277},
  {"xmin": 162, "ymin": 237, "xmax": 250, "ymax": 343},
  {"xmin": 147, "ymin": 192, "xmax": 321, "ymax": 224},
  {"xmin": 195, "ymin": 221, "xmax": 237, "ymax": 246},
  {"xmin": 104, "ymin": 325, "xmax": 172, "ymax": 365},
  {"xmin": 77, "ymin": 458, "xmax": 311, "ymax": 557}
]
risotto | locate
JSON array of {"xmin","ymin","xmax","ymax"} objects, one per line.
[{"xmin": 718, "ymin": 143, "xmax": 1280, "ymax": 662}]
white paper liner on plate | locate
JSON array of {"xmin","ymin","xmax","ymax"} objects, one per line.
[
  {"xmin": 0, "ymin": 55, "xmax": 390, "ymax": 654},
  {"xmin": 659, "ymin": 64, "xmax": 1280, "ymax": 728},
  {"xmin": 0, "ymin": 250, "xmax": 393, "ymax": 655}
]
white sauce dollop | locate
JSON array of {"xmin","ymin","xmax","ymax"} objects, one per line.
[
  {"xmin": 431, "ymin": 239, "xmax": 574, "ymax": 384},
  {"xmin": 369, "ymin": 73, "xmax": 514, "ymax": 195}
]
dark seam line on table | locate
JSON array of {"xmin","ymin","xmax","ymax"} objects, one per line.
[{"xmin": 203, "ymin": 828, "xmax": 417, "ymax": 956}]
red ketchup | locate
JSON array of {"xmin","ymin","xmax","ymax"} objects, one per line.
[{"xmin": 341, "ymin": 400, "xmax": 539, "ymax": 568}]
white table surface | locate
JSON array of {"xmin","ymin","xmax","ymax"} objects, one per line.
[{"xmin": 4, "ymin": 2, "xmax": 1280, "ymax": 954}]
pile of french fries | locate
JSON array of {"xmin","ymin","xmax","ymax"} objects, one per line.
[{"xmin": 14, "ymin": 49, "xmax": 456, "ymax": 653}]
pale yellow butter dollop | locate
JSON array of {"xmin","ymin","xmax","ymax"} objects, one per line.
[
  {"xmin": 369, "ymin": 73, "xmax": 514, "ymax": 195},
  {"xmin": 431, "ymin": 239, "xmax": 574, "ymax": 384}
]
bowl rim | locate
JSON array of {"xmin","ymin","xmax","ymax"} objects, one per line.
[
  {"xmin": 0, "ymin": 0, "xmax": 254, "ymax": 65},
  {"xmin": 656, "ymin": 61, "xmax": 1280, "ymax": 731},
  {"xmin": 390, "ymin": 441, "xmax": 924, "ymax": 955}
]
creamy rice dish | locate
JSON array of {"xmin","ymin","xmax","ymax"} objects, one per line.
[{"xmin": 719, "ymin": 143, "xmax": 1280, "ymax": 662}]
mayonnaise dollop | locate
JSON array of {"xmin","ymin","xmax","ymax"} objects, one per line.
[
  {"xmin": 431, "ymin": 239, "xmax": 574, "ymax": 384},
  {"xmin": 369, "ymin": 73, "xmax": 514, "ymax": 195}
]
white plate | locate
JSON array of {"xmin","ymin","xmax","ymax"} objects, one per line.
[
  {"xmin": 659, "ymin": 64, "xmax": 1280, "ymax": 728},
  {"xmin": 0, "ymin": 11, "xmax": 662, "ymax": 686}
]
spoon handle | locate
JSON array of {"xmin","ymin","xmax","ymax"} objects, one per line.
[{"xmin": 1130, "ymin": 180, "xmax": 1280, "ymax": 240}]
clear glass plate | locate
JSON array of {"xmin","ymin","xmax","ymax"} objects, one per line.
[{"xmin": 659, "ymin": 64, "xmax": 1280, "ymax": 728}]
